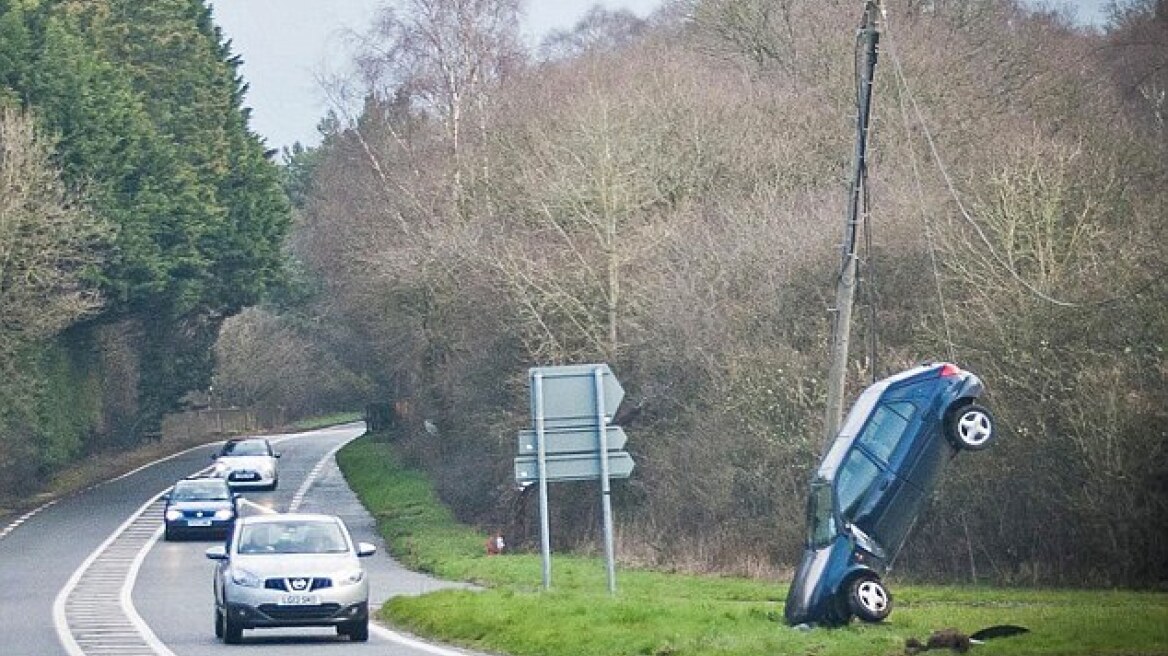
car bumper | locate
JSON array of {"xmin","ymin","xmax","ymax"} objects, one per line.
[
  {"xmin": 222, "ymin": 583, "xmax": 369, "ymax": 629},
  {"xmin": 165, "ymin": 519, "xmax": 233, "ymax": 538},
  {"xmin": 784, "ymin": 536, "xmax": 865, "ymax": 626},
  {"xmin": 224, "ymin": 598, "xmax": 367, "ymax": 629},
  {"xmin": 222, "ymin": 471, "xmax": 277, "ymax": 489}
]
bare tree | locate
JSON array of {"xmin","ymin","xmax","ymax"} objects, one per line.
[{"xmin": 352, "ymin": 0, "xmax": 525, "ymax": 207}]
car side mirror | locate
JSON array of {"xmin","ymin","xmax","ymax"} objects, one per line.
[
  {"xmin": 205, "ymin": 545, "xmax": 228, "ymax": 560},
  {"xmin": 356, "ymin": 542, "xmax": 377, "ymax": 557}
]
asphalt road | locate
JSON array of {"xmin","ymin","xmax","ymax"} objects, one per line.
[{"xmin": 0, "ymin": 423, "xmax": 482, "ymax": 656}]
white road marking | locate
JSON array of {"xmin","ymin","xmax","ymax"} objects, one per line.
[
  {"xmin": 370, "ymin": 624, "xmax": 472, "ymax": 656},
  {"xmin": 121, "ymin": 523, "xmax": 176, "ymax": 656},
  {"xmin": 0, "ymin": 498, "xmax": 59, "ymax": 540},
  {"xmin": 238, "ymin": 497, "xmax": 278, "ymax": 514},
  {"xmin": 288, "ymin": 438, "xmax": 351, "ymax": 512},
  {"xmin": 52, "ymin": 492, "xmax": 169, "ymax": 656},
  {"xmin": 1, "ymin": 442, "xmax": 216, "ymax": 543},
  {"xmin": 51, "ymin": 422, "xmax": 476, "ymax": 656}
]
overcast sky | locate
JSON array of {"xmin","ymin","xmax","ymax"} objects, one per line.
[
  {"xmin": 208, "ymin": 0, "xmax": 667, "ymax": 151},
  {"xmin": 208, "ymin": 0, "xmax": 1111, "ymax": 152}
]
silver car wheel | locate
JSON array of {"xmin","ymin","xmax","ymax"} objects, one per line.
[
  {"xmin": 856, "ymin": 580, "xmax": 888, "ymax": 614},
  {"xmin": 956, "ymin": 408, "xmax": 993, "ymax": 448},
  {"xmin": 846, "ymin": 574, "xmax": 892, "ymax": 622}
]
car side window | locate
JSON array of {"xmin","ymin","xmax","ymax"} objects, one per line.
[
  {"xmin": 857, "ymin": 401, "xmax": 916, "ymax": 463},
  {"xmin": 835, "ymin": 450, "xmax": 881, "ymax": 520}
]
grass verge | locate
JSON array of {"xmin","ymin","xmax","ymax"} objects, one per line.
[{"xmin": 337, "ymin": 435, "xmax": 1168, "ymax": 656}]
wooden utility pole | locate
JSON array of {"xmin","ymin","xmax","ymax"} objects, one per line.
[{"xmin": 823, "ymin": 0, "xmax": 881, "ymax": 451}]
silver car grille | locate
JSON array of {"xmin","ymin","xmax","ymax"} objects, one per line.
[{"xmin": 264, "ymin": 577, "xmax": 332, "ymax": 592}]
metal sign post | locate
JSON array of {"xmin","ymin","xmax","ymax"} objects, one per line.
[
  {"xmin": 531, "ymin": 371, "xmax": 552, "ymax": 591},
  {"xmin": 517, "ymin": 363, "xmax": 633, "ymax": 595},
  {"xmin": 594, "ymin": 366, "xmax": 617, "ymax": 594}
]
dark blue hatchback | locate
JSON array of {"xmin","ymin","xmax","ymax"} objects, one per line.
[
  {"xmin": 163, "ymin": 477, "xmax": 239, "ymax": 541},
  {"xmin": 784, "ymin": 362, "xmax": 995, "ymax": 626}
]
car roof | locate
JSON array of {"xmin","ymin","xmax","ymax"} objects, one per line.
[
  {"xmin": 175, "ymin": 476, "xmax": 229, "ymax": 487},
  {"xmin": 237, "ymin": 513, "xmax": 342, "ymax": 525},
  {"xmin": 815, "ymin": 362, "xmax": 946, "ymax": 479}
]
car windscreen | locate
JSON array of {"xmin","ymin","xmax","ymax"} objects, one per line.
[
  {"xmin": 222, "ymin": 440, "xmax": 268, "ymax": 456},
  {"xmin": 171, "ymin": 482, "xmax": 231, "ymax": 501},
  {"xmin": 237, "ymin": 521, "xmax": 348, "ymax": 555},
  {"xmin": 807, "ymin": 480, "xmax": 837, "ymax": 548}
]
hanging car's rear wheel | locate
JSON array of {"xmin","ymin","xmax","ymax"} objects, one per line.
[
  {"xmin": 214, "ymin": 608, "xmax": 224, "ymax": 639},
  {"xmin": 847, "ymin": 574, "xmax": 892, "ymax": 622},
  {"xmin": 947, "ymin": 403, "xmax": 996, "ymax": 450}
]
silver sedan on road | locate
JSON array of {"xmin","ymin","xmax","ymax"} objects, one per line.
[
  {"xmin": 211, "ymin": 437, "xmax": 280, "ymax": 490},
  {"xmin": 205, "ymin": 513, "xmax": 377, "ymax": 643}
]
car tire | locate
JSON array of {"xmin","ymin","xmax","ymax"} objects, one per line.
[
  {"xmin": 163, "ymin": 526, "xmax": 174, "ymax": 541},
  {"xmin": 214, "ymin": 609, "xmax": 224, "ymax": 639},
  {"xmin": 223, "ymin": 611, "xmax": 243, "ymax": 644},
  {"xmin": 847, "ymin": 574, "xmax": 892, "ymax": 623},
  {"xmin": 947, "ymin": 403, "xmax": 996, "ymax": 451},
  {"xmin": 348, "ymin": 618, "xmax": 369, "ymax": 642}
]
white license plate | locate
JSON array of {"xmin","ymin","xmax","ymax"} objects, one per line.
[
  {"xmin": 280, "ymin": 594, "xmax": 319, "ymax": 606},
  {"xmin": 188, "ymin": 519, "xmax": 212, "ymax": 527}
]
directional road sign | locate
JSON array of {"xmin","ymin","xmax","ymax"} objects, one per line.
[
  {"xmin": 517, "ymin": 426, "xmax": 627, "ymax": 455},
  {"xmin": 514, "ymin": 451, "xmax": 635, "ymax": 484},
  {"xmin": 530, "ymin": 364, "xmax": 624, "ymax": 429}
]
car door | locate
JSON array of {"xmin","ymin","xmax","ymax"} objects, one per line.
[{"xmin": 852, "ymin": 400, "xmax": 926, "ymax": 554}]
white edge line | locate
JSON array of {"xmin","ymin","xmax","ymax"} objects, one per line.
[
  {"xmin": 53, "ymin": 490, "xmax": 166, "ymax": 656},
  {"xmin": 370, "ymin": 624, "xmax": 471, "ymax": 656},
  {"xmin": 48, "ymin": 424, "xmax": 368, "ymax": 656},
  {"xmin": 239, "ymin": 497, "xmax": 277, "ymax": 514},
  {"xmin": 7, "ymin": 428, "xmax": 340, "ymax": 540},
  {"xmin": 288, "ymin": 436, "xmax": 352, "ymax": 513},
  {"xmin": 122, "ymin": 515, "xmax": 178, "ymax": 656},
  {"xmin": 4, "ymin": 443, "xmax": 215, "ymax": 541}
]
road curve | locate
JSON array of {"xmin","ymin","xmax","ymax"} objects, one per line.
[{"xmin": 0, "ymin": 423, "xmax": 483, "ymax": 656}]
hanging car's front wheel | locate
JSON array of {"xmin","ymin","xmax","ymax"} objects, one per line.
[
  {"xmin": 847, "ymin": 574, "xmax": 892, "ymax": 623},
  {"xmin": 948, "ymin": 403, "xmax": 996, "ymax": 450}
]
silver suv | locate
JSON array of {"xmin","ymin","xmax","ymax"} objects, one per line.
[{"xmin": 205, "ymin": 513, "xmax": 377, "ymax": 643}]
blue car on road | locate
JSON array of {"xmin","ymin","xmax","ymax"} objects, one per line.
[
  {"xmin": 163, "ymin": 476, "xmax": 239, "ymax": 541},
  {"xmin": 784, "ymin": 362, "xmax": 996, "ymax": 626}
]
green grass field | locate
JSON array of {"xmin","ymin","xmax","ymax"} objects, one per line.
[{"xmin": 337, "ymin": 436, "xmax": 1168, "ymax": 656}]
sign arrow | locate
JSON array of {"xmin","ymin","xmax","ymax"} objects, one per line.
[
  {"xmin": 517, "ymin": 426, "xmax": 627, "ymax": 455},
  {"xmin": 514, "ymin": 451, "xmax": 635, "ymax": 484},
  {"xmin": 530, "ymin": 364, "xmax": 624, "ymax": 429}
]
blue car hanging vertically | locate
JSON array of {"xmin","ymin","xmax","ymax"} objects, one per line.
[{"xmin": 784, "ymin": 362, "xmax": 996, "ymax": 626}]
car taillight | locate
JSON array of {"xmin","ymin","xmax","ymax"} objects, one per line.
[{"xmin": 939, "ymin": 363, "xmax": 961, "ymax": 377}]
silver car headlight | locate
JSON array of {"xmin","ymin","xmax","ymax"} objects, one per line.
[
  {"xmin": 336, "ymin": 568, "xmax": 365, "ymax": 586},
  {"xmin": 230, "ymin": 567, "xmax": 262, "ymax": 588},
  {"xmin": 213, "ymin": 508, "xmax": 234, "ymax": 521},
  {"xmin": 165, "ymin": 509, "xmax": 182, "ymax": 521}
]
